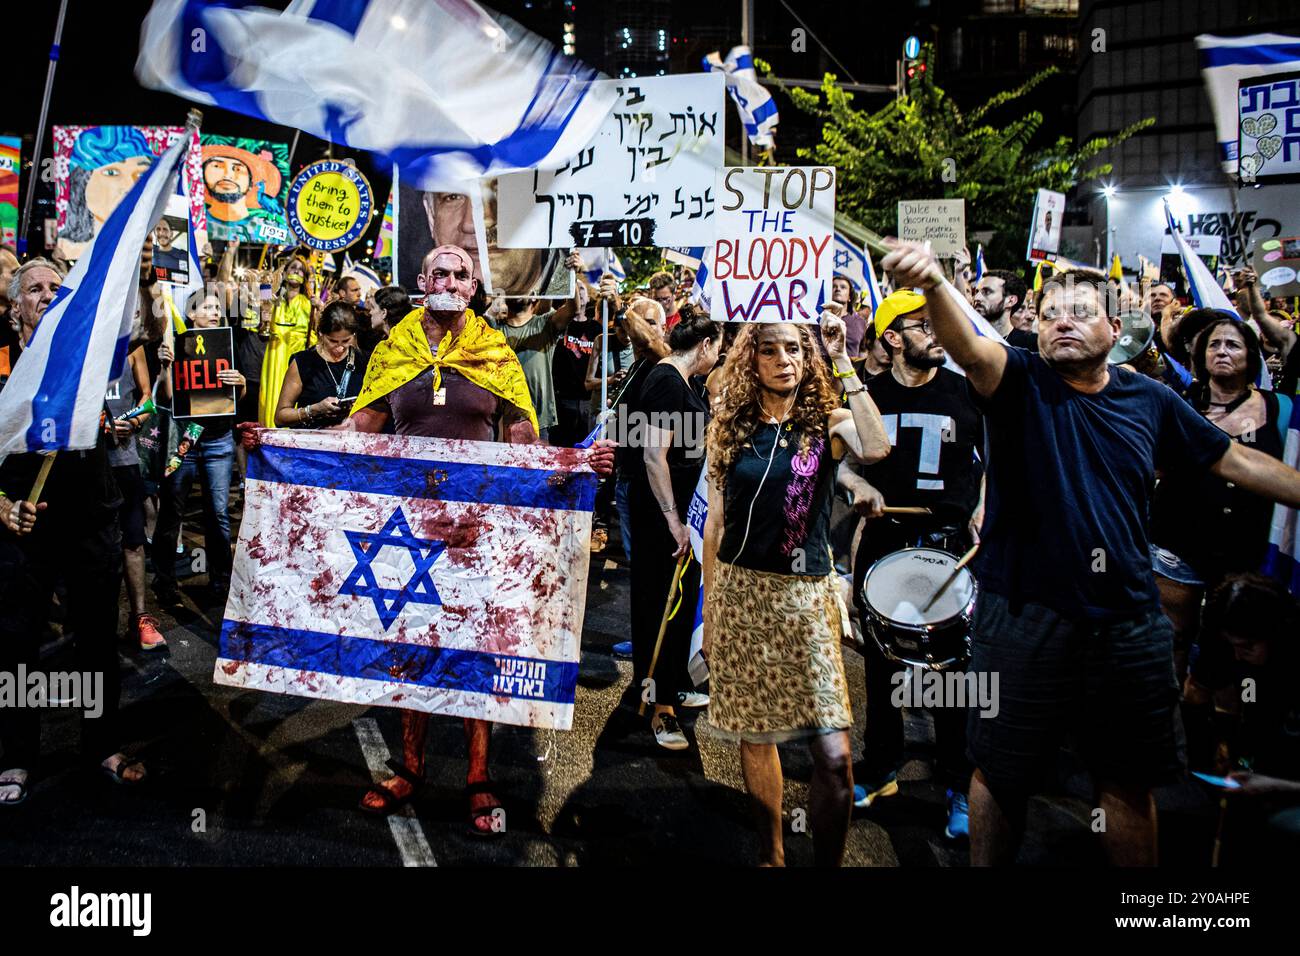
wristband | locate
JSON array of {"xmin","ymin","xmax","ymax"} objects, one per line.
[
  {"xmin": 832, "ymin": 365, "xmax": 857, "ymax": 379},
  {"xmin": 844, "ymin": 384, "xmax": 868, "ymax": 397}
]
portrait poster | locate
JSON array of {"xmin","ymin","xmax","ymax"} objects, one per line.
[{"xmin": 200, "ymin": 135, "xmax": 291, "ymax": 244}]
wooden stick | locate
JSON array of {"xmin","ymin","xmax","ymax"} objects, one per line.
[
  {"xmin": 881, "ymin": 506, "xmax": 931, "ymax": 515},
  {"xmin": 26, "ymin": 452, "xmax": 57, "ymax": 505},
  {"xmin": 638, "ymin": 552, "xmax": 688, "ymax": 717},
  {"xmin": 920, "ymin": 542, "xmax": 979, "ymax": 614}
]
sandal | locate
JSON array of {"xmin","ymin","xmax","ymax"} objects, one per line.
[
  {"xmin": 465, "ymin": 780, "xmax": 504, "ymax": 839},
  {"xmin": 0, "ymin": 771, "xmax": 30, "ymax": 807},
  {"xmin": 358, "ymin": 758, "xmax": 423, "ymax": 817},
  {"xmin": 101, "ymin": 757, "xmax": 146, "ymax": 786}
]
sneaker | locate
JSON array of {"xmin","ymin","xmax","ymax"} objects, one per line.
[
  {"xmin": 677, "ymin": 690, "xmax": 710, "ymax": 708},
  {"xmin": 651, "ymin": 713, "xmax": 689, "ymax": 751},
  {"xmin": 136, "ymin": 614, "xmax": 167, "ymax": 652},
  {"xmin": 852, "ymin": 771, "xmax": 900, "ymax": 809},
  {"xmin": 589, "ymin": 528, "xmax": 608, "ymax": 553},
  {"xmin": 612, "ymin": 640, "xmax": 633, "ymax": 659},
  {"xmin": 944, "ymin": 789, "xmax": 969, "ymax": 840}
]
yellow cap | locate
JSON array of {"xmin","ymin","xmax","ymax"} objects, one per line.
[{"xmin": 873, "ymin": 289, "xmax": 927, "ymax": 338}]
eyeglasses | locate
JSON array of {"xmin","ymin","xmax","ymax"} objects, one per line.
[{"xmin": 899, "ymin": 320, "xmax": 932, "ymax": 335}]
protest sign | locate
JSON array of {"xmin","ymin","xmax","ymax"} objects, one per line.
[
  {"xmin": 287, "ymin": 159, "xmax": 375, "ymax": 252},
  {"xmin": 52, "ymin": 125, "xmax": 205, "ymax": 265},
  {"xmin": 171, "ymin": 327, "xmax": 236, "ymax": 419},
  {"xmin": 393, "ymin": 172, "xmax": 573, "ymax": 297},
  {"xmin": 1024, "ymin": 189, "xmax": 1065, "ymax": 262},
  {"xmin": 200, "ymin": 135, "xmax": 291, "ymax": 244},
  {"xmin": 496, "ymin": 74, "xmax": 725, "ymax": 248},
  {"xmin": 1253, "ymin": 236, "xmax": 1300, "ymax": 295},
  {"xmin": 897, "ymin": 199, "xmax": 966, "ymax": 259},
  {"xmin": 0, "ymin": 137, "xmax": 18, "ymax": 247},
  {"xmin": 707, "ymin": 166, "xmax": 836, "ymax": 323},
  {"xmin": 217, "ymin": 430, "xmax": 597, "ymax": 730},
  {"xmin": 1238, "ymin": 71, "xmax": 1300, "ymax": 185},
  {"xmin": 150, "ymin": 189, "xmax": 195, "ymax": 286}
]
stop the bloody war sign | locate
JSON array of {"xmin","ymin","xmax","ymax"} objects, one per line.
[{"xmin": 707, "ymin": 166, "xmax": 835, "ymax": 322}]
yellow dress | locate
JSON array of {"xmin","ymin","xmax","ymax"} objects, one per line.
[{"xmin": 258, "ymin": 293, "xmax": 315, "ymax": 426}]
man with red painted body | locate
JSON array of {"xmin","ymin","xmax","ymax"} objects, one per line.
[{"xmin": 240, "ymin": 244, "xmax": 613, "ymax": 836}]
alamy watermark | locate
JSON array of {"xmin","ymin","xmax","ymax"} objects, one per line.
[
  {"xmin": 0, "ymin": 666, "xmax": 104, "ymax": 719},
  {"xmin": 890, "ymin": 664, "xmax": 999, "ymax": 719}
]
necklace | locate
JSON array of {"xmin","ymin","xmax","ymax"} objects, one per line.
[{"xmin": 318, "ymin": 345, "xmax": 353, "ymax": 397}]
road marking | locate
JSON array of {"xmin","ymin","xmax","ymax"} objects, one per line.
[{"xmin": 352, "ymin": 717, "xmax": 437, "ymax": 867}]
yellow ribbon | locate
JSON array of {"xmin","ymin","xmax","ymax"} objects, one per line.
[{"xmin": 195, "ymin": 334, "xmax": 206, "ymax": 356}]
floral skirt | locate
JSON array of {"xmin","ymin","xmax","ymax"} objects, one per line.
[{"xmin": 704, "ymin": 560, "xmax": 853, "ymax": 743}]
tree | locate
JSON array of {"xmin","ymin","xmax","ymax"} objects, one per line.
[{"xmin": 764, "ymin": 46, "xmax": 1152, "ymax": 267}]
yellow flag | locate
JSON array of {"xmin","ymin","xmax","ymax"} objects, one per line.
[
  {"xmin": 352, "ymin": 308, "xmax": 539, "ymax": 436},
  {"xmin": 1109, "ymin": 253, "xmax": 1123, "ymax": 282},
  {"xmin": 1032, "ymin": 260, "xmax": 1044, "ymax": 292}
]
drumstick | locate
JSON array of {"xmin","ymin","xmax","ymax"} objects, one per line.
[
  {"xmin": 27, "ymin": 452, "xmax": 57, "ymax": 505},
  {"xmin": 920, "ymin": 542, "xmax": 979, "ymax": 613},
  {"xmin": 639, "ymin": 552, "xmax": 688, "ymax": 717},
  {"xmin": 881, "ymin": 506, "xmax": 931, "ymax": 515}
]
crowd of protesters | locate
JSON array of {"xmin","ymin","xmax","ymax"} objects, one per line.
[{"xmin": 2, "ymin": 223, "xmax": 1300, "ymax": 873}]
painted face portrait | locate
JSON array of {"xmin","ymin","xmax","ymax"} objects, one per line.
[
  {"xmin": 85, "ymin": 156, "xmax": 153, "ymax": 226},
  {"xmin": 204, "ymin": 157, "xmax": 252, "ymax": 206}
]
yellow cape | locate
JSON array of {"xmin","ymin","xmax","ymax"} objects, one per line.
[
  {"xmin": 352, "ymin": 308, "xmax": 538, "ymax": 436},
  {"xmin": 258, "ymin": 293, "xmax": 315, "ymax": 426}
]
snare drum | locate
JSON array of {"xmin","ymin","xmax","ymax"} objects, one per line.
[{"xmin": 860, "ymin": 548, "xmax": 976, "ymax": 670}]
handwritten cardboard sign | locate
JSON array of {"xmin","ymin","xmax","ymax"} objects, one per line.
[
  {"xmin": 707, "ymin": 166, "xmax": 836, "ymax": 323},
  {"xmin": 898, "ymin": 199, "xmax": 966, "ymax": 259},
  {"xmin": 496, "ymin": 74, "xmax": 725, "ymax": 248}
]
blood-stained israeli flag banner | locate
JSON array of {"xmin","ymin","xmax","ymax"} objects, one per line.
[{"xmin": 215, "ymin": 430, "xmax": 597, "ymax": 729}]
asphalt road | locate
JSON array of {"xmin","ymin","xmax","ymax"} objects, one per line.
[{"xmin": 0, "ymin": 491, "xmax": 1225, "ymax": 867}]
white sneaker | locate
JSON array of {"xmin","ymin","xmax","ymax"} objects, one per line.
[
  {"xmin": 651, "ymin": 713, "xmax": 689, "ymax": 750},
  {"xmin": 677, "ymin": 690, "xmax": 710, "ymax": 709}
]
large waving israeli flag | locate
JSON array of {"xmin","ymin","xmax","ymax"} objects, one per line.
[
  {"xmin": 218, "ymin": 430, "xmax": 597, "ymax": 729},
  {"xmin": 702, "ymin": 46, "xmax": 778, "ymax": 148},
  {"xmin": 137, "ymin": 0, "xmax": 618, "ymax": 190},
  {"xmin": 1196, "ymin": 33, "xmax": 1300, "ymax": 173},
  {"xmin": 0, "ymin": 134, "xmax": 188, "ymax": 457}
]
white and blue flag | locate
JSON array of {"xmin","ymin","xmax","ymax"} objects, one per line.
[
  {"xmin": 0, "ymin": 133, "xmax": 189, "ymax": 457},
  {"xmin": 702, "ymin": 45, "xmax": 778, "ymax": 148},
  {"xmin": 217, "ymin": 430, "xmax": 598, "ymax": 728},
  {"xmin": 687, "ymin": 246, "xmax": 713, "ymax": 311},
  {"xmin": 863, "ymin": 244, "xmax": 885, "ymax": 314},
  {"xmin": 577, "ymin": 247, "xmax": 625, "ymax": 285},
  {"xmin": 832, "ymin": 232, "xmax": 868, "ymax": 299},
  {"xmin": 136, "ymin": 0, "xmax": 618, "ymax": 190},
  {"xmin": 1196, "ymin": 33, "xmax": 1300, "ymax": 173},
  {"xmin": 973, "ymin": 244, "xmax": 986, "ymax": 281},
  {"xmin": 1163, "ymin": 200, "xmax": 1240, "ymax": 319},
  {"xmin": 1264, "ymin": 395, "xmax": 1300, "ymax": 598}
]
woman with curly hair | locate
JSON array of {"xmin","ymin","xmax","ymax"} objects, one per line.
[{"xmin": 701, "ymin": 311, "xmax": 891, "ymax": 866}]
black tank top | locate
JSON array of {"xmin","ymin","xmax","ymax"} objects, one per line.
[
  {"xmin": 719, "ymin": 421, "xmax": 837, "ymax": 576},
  {"xmin": 291, "ymin": 347, "xmax": 369, "ymax": 408}
]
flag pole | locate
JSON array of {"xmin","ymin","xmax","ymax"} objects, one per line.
[
  {"xmin": 639, "ymin": 552, "xmax": 689, "ymax": 717},
  {"xmin": 600, "ymin": 299, "xmax": 609, "ymax": 414},
  {"xmin": 18, "ymin": 0, "xmax": 69, "ymax": 255},
  {"xmin": 26, "ymin": 452, "xmax": 57, "ymax": 506}
]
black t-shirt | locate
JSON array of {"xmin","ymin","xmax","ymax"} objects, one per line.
[
  {"xmin": 553, "ymin": 318, "xmax": 599, "ymax": 400},
  {"xmin": 614, "ymin": 357, "xmax": 655, "ymax": 479},
  {"xmin": 290, "ymin": 347, "xmax": 370, "ymax": 409},
  {"xmin": 1006, "ymin": 328, "xmax": 1039, "ymax": 352},
  {"xmin": 719, "ymin": 423, "xmax": 837, "ymax": 576},
  {"xmin": 233, "ymin": 326, "xmax": 266, "ymax": 384},
  {"xmin": 859, "ymin": 366, "xmax": 985, "ymax": 525},
  {"xmin": 976, "ymin": 346, "xmax": 1233, "ymax": 619},
  {"xmin": 623, "ymin": 363, "xmax": 709, "ymax": 510}
]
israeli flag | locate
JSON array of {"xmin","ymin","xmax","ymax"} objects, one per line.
[
  {"xmin": 688, "ymin": 246, "xmax": 713, "ymax": 311},
  {"xmin": 702, "ymin": 45, "xmax": 778, "ymax": 148},
  {"xmin": 686, "ymin": 463, "xmax": 709, "ymax": 660},
  {"xmin": 934, "ymin": 280, "xmax": 1007, "ymax": 378},
  {"xmin": 973, "ymin": 244, "xmax": 986, "ymax": 281},
  {"xmin": 1264, "ymin": 394, "xmax": 1300, "ymax": 597},
  {"xmin": 341, "ymin": 253, "xmax": 382, "ymax": 296},
  {"xmin": 577, "ymin": 247, "xmax": 625, "ymax": 285},
  {"xmin": 137, "ymin": 0, "xmax": 618, "ymax": 190},
  {"xmin": 832, "ymin": 232, "xmax": 867, "ymax": 298},
  {"xmin": 173, "ymin": 165, "xmax": 207, "ymax": 318},
  {"xmin": 863, "ymin": 245, "xmax": 885, "ymax": 314},
  {"xmin": 1196, "ymin": 33, "xmax": 1300, "ymax": 173},
  {"xmin": 0, "ymin": 134, "xmax": 189, "ymax": 457}
]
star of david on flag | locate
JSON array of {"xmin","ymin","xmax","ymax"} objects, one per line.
[{"xmin": 340, "ymin": 508, "xmax": 447, "ymax": 629}]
